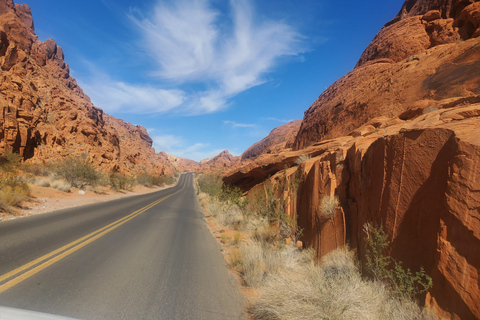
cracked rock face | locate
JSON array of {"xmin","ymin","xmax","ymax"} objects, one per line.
[
  {"xmin": 292, "ymin": 0, "xmax": 480, "ymax": 152},
  {"xmin": 0, "ymin": 0, "xmax": 173, "ymax": 175},
  {"xmin": 223, "ymin": 0, "xmax": 480, "ymax": 318}
]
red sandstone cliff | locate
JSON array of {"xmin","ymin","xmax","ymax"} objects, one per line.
[
  {"xmin": 241, "ymin": 120, "xmax": 301, "ymax": 161},
  {"xmin": 0, "ymin": 0, "xmax": 173, "ymax": 175},
  {"xmin": 224, "ymin": 0, "xmax": 480, "ymax": 318},
  {"xmin": 293, "ymin": 0, "xmax": 480, "ymax": 151}
]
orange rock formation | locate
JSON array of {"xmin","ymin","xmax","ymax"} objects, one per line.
[
  {"xmin": 0, "ymin": 0, "xmax": 173, "ymax": 175},
  {"xmin": 224, "ymin": 0, "xmax": 480, "ymax": 318}
]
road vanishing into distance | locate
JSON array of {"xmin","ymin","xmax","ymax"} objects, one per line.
[{"xmin": 0, "ymin": 173, "xmax": 245, "ymax": 319}]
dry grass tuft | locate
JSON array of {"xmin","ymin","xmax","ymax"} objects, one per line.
[
  {"xmin": 0, "ymin": 177, "xmax": 30, "ymax": 212},
  {"xmin": 252, "ymin": 222, "xmax": 277, "ymax": 244},
  {"xmin": 228, "ymin": 247, "xmax": 243, "ymax": 269},
  {"xmin": 239, "ymin": 240, "xmax": 266, "ymax": 287},
  {"xmin": 50, "ymin": 179, "xmax": 72, "ymax": 193},
  {"xmin": 319, "ymin": 195, "xmax": 339, "ymax": 219},
  {"xmin": 33, "ymin": 177, "xmax": 51, "ymax": 188},
  {"xmin": 249, "ymin": 248, "xmax": 430, "ymax": 320},
  {"xmin": 232, "ymin": 232, "xmax": 243, "ymax": 246},
  {"xmin": 220, "ymin": 233, "xmax": 230, "ymax": 244}
]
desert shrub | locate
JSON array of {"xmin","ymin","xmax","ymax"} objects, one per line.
[
  {"xmin": 197, "ymin": 173, "xmax": 223, "ymax": 198},
  {"xmin": 50, "ymin": 179, "xmax": 72, "ymax": 192},
  {"xmin": 249, "ymin": 170, "xmax": 303, "ymax": 246},
  {"xmin": 202, "ymin": 192, "xmax": 244, "ymax": 229},
  {"xmin": 33, "ymin": 177, "xmax": 51, "ymax": 187},
  {"xmin": 228, "ymin": 247, "xmax": 243, "ymax": 269},
  {"xmin": 110, "ymin": 172, "xmax": 134, "ymax": 191},
  {"xmin": 54, "ymin": 155, "xmax": 100, "ymax": 188},
  {"xmin": 21, "ymin": 162, "xmax": 50, "ymax": 176},
  {"xmin": 249, "ymin": 248, "xmax": 428, "ymax": 320},
  {"xmin": 0, "ymin": 176, "xmax": 30, "ymax": 211},
  {"xmin": 220, "ymin": 233, "xmax": 230, "ymax": 244},
  {"xmin": 232, "ymin": 232, "xmax": 243, "ymax": 246},
  {"xmin": 239, "ymin": 240, "xmax": 266, "ymax": 287},
  {"xmin": 319, "ymin": 195, "xmax": 339, "ymax": 220},
  {"xmin": 0, "ymin": 152, "xmax": 21, "ymax": 171},
  {"xmin": 363, "ymin": 223, "xmax": 433, "ymax": 299},
  {"xmin": 252, "ymin": 222, "xmax": 278, "ymax": 244},
  {"xmin": 136, "ymin": 173, "xmax": 175, "ymax": 187}
]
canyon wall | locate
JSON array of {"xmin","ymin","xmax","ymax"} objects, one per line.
[
  {"xmin": 0, "ymin": 0, "xmax": 173, "ymax": 175},
  {"xmin": 293, "ymin": 0, "xmax": 480, "ymax": 151},
  {"xmin": 224, "ymin": 0, "xmax": 480, "ymax": 318}
]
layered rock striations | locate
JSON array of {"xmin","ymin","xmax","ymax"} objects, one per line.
[
  {"xmin": 293, "ymin": 0, "xmax": 480, "ymax": 151},
  {"xmin": 224, "ymin": 0, "xmax": 480, "ymax": 318},
  {"xmin": 0, "ymin": 0, "xmax": 173, "ymax": 175},
  {"xmin": 226, "ymin": 102, "xmax": 480, "ymax": 320},
  {"xmin": 241, "ymin": 120, "xmax": 301, "ymax": 161}
]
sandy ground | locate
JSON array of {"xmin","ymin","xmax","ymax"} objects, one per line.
[{"xmin": 0, "ymin": 184, "xmax": 171, "ymax": 222}]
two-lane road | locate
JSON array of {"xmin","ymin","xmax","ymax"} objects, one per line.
[{"xmin": 0, "ymin": 173, "xmax": 245, "ymax": 319}]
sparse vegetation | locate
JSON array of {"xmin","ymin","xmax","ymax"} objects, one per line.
[
  {"xmin": 53, "ymin": 154, "xmax": 100, "ymax": 189},
  {"xmin": 232, "ymin": 232, "xmax": 243, "ymax": 246},
  {"xmin": 136, "ymin": 173, "xmax": 176, "ymax": 187},
  {"xmin": 195, "ymin": 173, "xmax": 435, "ymax": 320},
  {"xmin": 0, "ymin": 150, "xmax": 178, "ymax": 214},
  {"xmin": 0, "ymin": 176, "xmax": 30, "ymax": 212},
  {"xmin": 249, "ymin": 248, "xmax": 431, "ymax": 320},
  {"xmin": 363, "ymin": 223, "xmax": 433, "ymax": 299},
  {"xmin": 109, "ymin": 172, "xmax": 134, "ymax": 191},
  {"xmin": 49, "ymin": 179, "xmax": 72, "ymax": 193},
  {"xmin": 197, "ymin": 173, "xmax": 223, "ymax": 198},
  {"xmin": 0, "ymin": 152, "xmax": 22, "ymax": 172},
  {"xmin": 220, "ymin": 233, "xmax": 230, "ymax": 244},
  {"xmin": 319, "ymin": 194, "xmax": 339, "ymax": 220}
]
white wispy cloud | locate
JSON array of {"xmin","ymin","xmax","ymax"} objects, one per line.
[
  {"xmin": 264, "ymin": 117, "xmax": 297, "ymax": 123},
  {"xmin": 223, "ymin": 120, "xmax": 257, "ymax": 128},
  {"xmin": 78, "ymin": 68, "xmax": 185, "ymax": 114},
  {"xmin": 79, "ymin": 0, "xmax": 304, "ymax": 116},
  {"xmin": 151, "ymin": 133, "xmax": 224, "ymax": 161},
  {"xmin": 128, "ymin": 0, "xmax": 305, "ymax": 114}
]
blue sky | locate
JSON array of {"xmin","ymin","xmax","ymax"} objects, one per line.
[{"xmin": 21, "ymin": 0, "xmax": 404, "ymax": 161}]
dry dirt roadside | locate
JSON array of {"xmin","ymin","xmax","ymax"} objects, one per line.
[{"xmin": 0, "ymin": 184, "xmax": 173, "ymax": 222}]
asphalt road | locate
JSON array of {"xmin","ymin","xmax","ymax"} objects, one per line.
[{"xmin": 0, "ymin": 173, "xmax": 245, "ymax": 319}]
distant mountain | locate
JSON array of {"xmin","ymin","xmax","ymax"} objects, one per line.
[{"xmin": 241, "ymin": 120, "xmax": 301, "ymax": 161}]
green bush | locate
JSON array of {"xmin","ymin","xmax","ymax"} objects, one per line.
[
  {"xmin": 197, "ymin": 173, "xmax": 223, "ymax": 198},
  {"xmin": 54, "ymin": 155, "xmax": 100, "ymax": 189},
  {"xmin": 363, "ymin": 223, "xmax": 433, "ymax": 299},
  {"xmin": 0, "ymin": 152, "xmax": 22, "ymax": 171},
  {"xmin": 110, "ymin": 172, "xmax": 134, "ymax": 191}
]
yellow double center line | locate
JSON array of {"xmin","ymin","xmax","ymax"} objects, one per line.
[{"xmin": 0, "ymin": 177, "xmax": 187, "ymax": 294}]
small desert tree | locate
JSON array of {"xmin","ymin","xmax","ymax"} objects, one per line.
[
  {"xmin": 363, "ymin": 223, "xmax": 433, "ymax": 299},
  {"xmin": 54, "ymin": 154, "xmax": 100, "ymax": 188}
]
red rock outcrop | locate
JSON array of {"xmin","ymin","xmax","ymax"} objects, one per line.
[
  {"xmin": 223, "ymin": 0, "xmax": 480, "ymax": 318},
  {"xmin": 293, "ymin": 0, "xmax": 480, "ymax": 151},
  {"xmin": 226, "ymin": 103, "xmax": 480, "ymax": 319},
  {"xmin": 241, "ymin": 120, "xmax": 301, "ymax": 161},
  {"xmin": 0, "ymin": 0, "xmax": 173, "ymax": 176}
]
